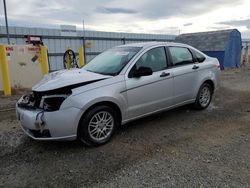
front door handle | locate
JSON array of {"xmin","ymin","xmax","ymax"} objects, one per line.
[
  {"xmin": 160, "ymin": 72, "xmax": 170, "ymax": 77},
  {"xmin": 192, "ymin": 65, "xmax": 199, "ymax": 70}
]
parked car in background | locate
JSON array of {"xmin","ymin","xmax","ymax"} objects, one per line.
[{"xmin": 16, "ymin": 42, "xmax": 220, "ymax": 146}]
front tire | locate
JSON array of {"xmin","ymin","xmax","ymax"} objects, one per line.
[
  {"xmin": 78, "ymin": 105, "xmax": 118, "ymax": 146},
  {"xmin": 194, "ymin": 83, "xmax": 213, "ymax": 110}
]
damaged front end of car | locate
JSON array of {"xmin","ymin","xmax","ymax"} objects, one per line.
[
  {"xmin": 16, "ymin": 67, "xmax": 113, "ymax": 141},
  {"xmin": 16, "ymin": 76, "xmax": 109, "ymax": 140},
  {"xmin": 17, "ymin": 87, "xmax": 72, "ymax": 138}
]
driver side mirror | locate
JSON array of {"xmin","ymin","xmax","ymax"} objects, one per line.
[{"xmin": 133, "ymin": 66, "xmax": 153, "ymax": 78}]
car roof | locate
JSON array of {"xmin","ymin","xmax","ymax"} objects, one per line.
[
  {"xmin": 115, "ymin": 41, "xmax": 208, "ymax": 57},
  {"xmin": 117, "ymin": 41, "xmax": 191, "ymax": 49}
]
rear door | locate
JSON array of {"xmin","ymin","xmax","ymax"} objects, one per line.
[{"xmin": 167, "ymin": 46, "xmax": 200, "ymax": 104}]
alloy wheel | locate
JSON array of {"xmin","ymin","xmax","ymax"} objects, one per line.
[
  {"xmin": 199, "ymin": 86, "xmax": 211, "ymax": 107},
  {"xmin": 88, "ymin": 111, "xmax": 114, "ymax": 141}
]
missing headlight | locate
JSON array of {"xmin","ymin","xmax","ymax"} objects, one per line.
[
  {"xmin": 39, "ymin": 95, "xmax": 68, "ymax": 111},
  {"xmin": 18, "ymin": 93, "xmax": 36, "ymax": 109}
]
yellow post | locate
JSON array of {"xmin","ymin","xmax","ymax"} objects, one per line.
[
  {"xmin": 41, "ymin": 46, "xmax": 49, "ymax": 76},
  {"xmin": 78, "ymin": 46, "xmax": 85, "ymax": 68},
  {"xmin": 0, "ymin": 45, "xmax": 11, "ymax": 96},
  {"xmin": 66, "ymin": 48, "xmax": 71, "ymax": 69}
]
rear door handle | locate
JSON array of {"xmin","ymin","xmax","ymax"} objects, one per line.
[
  {"xmin": 192, "ymin": 65, "xmax": 199, "ymax": 70},
  {"xmin": 160, "ymin": 72, "xmax": 170, "ymax": 77}
]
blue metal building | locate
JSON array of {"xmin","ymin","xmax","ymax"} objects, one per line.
[{"xmin": 175, "ymin": 29, "xmax": 242, "ymax": 69}]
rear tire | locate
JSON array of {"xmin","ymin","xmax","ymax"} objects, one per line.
[
  {"xmin": 78, "ymin": 105, "xmax": 118, "ymax": 146},
  {"xmin": 193, "ymin": 83, "xmax": 213, "ymax": 110}
]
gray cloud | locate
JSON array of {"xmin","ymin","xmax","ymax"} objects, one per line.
[
  {"xmin": 96, "ymin": 6, "xmax": 137, "ymax": 14},
  {"xmin": 184, "ymin": 23, "xmax": 193, "ymax": 27},
  {"xmin": 0, "ymin": 0, "xmax": 248, "ymax": 37},
  {"xmin": 2, "ymin": 0, "xmax": 243, "ymax": 23},
  {"xmin": 133, "ymin": 0, "xmax": 244, "ymax": 19},
  {"xmin": 209, "ymin": 26, "xmax": 231, "ymax": 30},
  {"xmin": 217, "ymin": 19, "xmax": 250, "ymax": 29}
]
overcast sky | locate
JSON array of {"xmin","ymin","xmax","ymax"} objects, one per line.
[{"xmin": 1, "ymin": 0, "xmax": 250, "ymax": 38}]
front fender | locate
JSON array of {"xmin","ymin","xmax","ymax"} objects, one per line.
[{"xmin": 61, "ymin": 81, "xmax": 127, "ymax": 121}]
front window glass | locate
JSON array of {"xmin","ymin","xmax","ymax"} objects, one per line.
[
  {"xmin": 83, "ymin": 47, "xmax": 141, "ymax": 76},
  {"xmin": 134, "ymin": 47, "xmax": 167, "ymax": 72}
]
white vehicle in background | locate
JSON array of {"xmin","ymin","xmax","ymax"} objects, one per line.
[{"xmin": 16, "ymin": 42, "xmax": 220, "ymax": 146}]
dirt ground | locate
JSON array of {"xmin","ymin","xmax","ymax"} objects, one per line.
[{"xmin": 0, "ymin": 68, "xmax": 250, "ymax": 188}]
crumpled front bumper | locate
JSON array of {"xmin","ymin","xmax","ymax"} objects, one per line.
[{"xmin": 16, "ymin": 98, "xmax": 82, "ymax": 141}]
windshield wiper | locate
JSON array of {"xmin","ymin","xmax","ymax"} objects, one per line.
[{"xmin": 102, "ymin": 72, "xmax": 116, "ymax": 76}]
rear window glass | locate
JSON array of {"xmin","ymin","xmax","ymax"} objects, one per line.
[
  {"xmin": 169, "ymin": 47, "xmax": 193, "ymax": 66},
  {"xmin": 192, "ymin": 50, "xmax": 206, "ymax": 63}
]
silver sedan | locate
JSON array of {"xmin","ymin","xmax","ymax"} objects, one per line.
[{"xmin": 16, "ymin": 42, "xmax": 220, "ymax": 146}]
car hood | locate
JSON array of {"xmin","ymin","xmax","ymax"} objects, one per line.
[{"xmin": 32, "ymin": 69, "xmax": 112, "ymax": 92}]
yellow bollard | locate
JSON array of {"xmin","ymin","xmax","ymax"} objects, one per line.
[
  {"xmin": 0, "ymin": 45, "xmax": 11, "ymax": 96},
  {"xmin": 65, "ymin": 48, "xmax": 71, "ymax": 69},
  {"xmin": 78, "ymin": 46, "xmax": 85, "ymax": 68},
  {"xmin": 41, "ymin": 46, "xmax": 49, "ymax": 76},
  {"xmin": 63, "ymin": 48, "xmax": 71, "ymax": 69}
]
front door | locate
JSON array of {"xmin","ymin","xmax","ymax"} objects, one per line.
[{"xmin": 125, "ymin": 47, "xmax": 174, "ymax": 120}]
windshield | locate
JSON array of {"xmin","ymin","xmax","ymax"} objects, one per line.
[{"xmin": 83, "ymin": 47, "xmax": 142, "ymax": 76}]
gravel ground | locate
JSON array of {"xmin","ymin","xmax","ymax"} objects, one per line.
[{"xmin": 0, "ymin": 68, "xmax": 250, "ymax": 187}]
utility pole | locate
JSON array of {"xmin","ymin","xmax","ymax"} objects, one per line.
[
  {"xmin": 82, "ymin": 19, "xmax": 86, "ymax": 62},
  {"xmin": 3, "ymin": 0, "xmax": 10, "ymax": 44}
]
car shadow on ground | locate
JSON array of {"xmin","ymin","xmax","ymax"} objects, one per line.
[{"xmin": 118, "ymin": 104, "xmax": 194, "ymax": 131}]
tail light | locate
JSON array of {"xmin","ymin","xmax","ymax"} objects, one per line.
[{"xmin": 216, "ymin": 62, "xmax": 221, "ymax": 70}]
